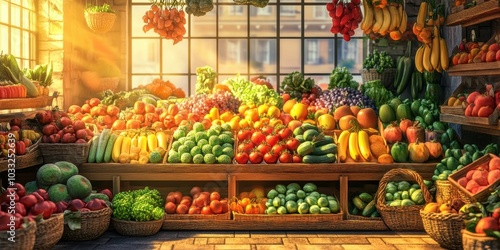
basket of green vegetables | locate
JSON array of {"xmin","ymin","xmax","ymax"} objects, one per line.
[{"xmin": 361, "ymin": 50, "xmax": 396, "ymax": 87}]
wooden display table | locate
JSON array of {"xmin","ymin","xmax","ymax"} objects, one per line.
[{"xmin": 80, "ymin": 162, "xmax": 436, "ymax": 231}]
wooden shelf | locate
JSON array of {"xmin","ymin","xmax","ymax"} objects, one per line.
[
  {"xmin": 446, "ymin": 0, "xmax": 500, "ymax": 27},
  {"xmin": 0, "ymin": 96, "xmax": 54, "ymax": 110},
  {"xmin": 440, "ymin": 113, "xmax": 500, "ymax": 136},
  {"xmin": 447, "ymin": 61, "xmax": 500, "ymax": 76}
]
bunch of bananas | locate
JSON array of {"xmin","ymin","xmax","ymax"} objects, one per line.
[
  {"xmin": 337, "ymin": 129, "xmax": 372, "ymax": 162},
  {"xmin": 413, "ymin": 1, "xmax": 449, "ymax": 73},
  {"xmin": 360, "ymin": 0, "xmax": 407, "ymax": 41}
]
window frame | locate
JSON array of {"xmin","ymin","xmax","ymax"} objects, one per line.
[
  {"xmin": 0, "ymin": 0, "xmax": 38, "ymax": 69},
  {"xmin": 128, "ymin": 1, "xmax": 367, "ymax": 95}
]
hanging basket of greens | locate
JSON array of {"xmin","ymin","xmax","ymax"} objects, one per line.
[{"xmin": 84, "ymin": 1, "xmax": 116, "ymax": 34}]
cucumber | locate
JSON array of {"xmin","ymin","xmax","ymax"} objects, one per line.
[
  {"xmin": 358, "ymin": 193, "xmax": 373, "ymax": 203},
  {"xmin": 314, "ymin": 136, "xmax": 334, "ymax": 147},
  {"xmin": 302, "ymin": 153, "xmax": 336, "ymax": 163},
  {"xmin": 295, "ymin": 135, "xmax": 305, "ymax": 143},
  {"xmin": 351, "ymin": 206, "xmax": 360, "ymax": 215},
  {"xmin": 103, "ymin": 133, "xmax": 118, "ymax": 163},
  {"xmin": 95, "ymin": 129, "xmax": 111, "ymax": 163},
  {"xmin": 352, "ymin": 196, "xmax": 367, "ymax": 210},
  {"xmin": 370, "ymin": 211, "xmax": 380, "ymax": 218},
  {"xmin": 311, "ymin": 143, "xmax": 337, "ymax": 155},
  {"xmin": 87, "ymin": 135, "xmax": 100, "ymax": 163},
  {"xmin": 303, "ymin": 129, "xmax": 319, "ymax": 141},
  {"xmin": 301, "ymin": 123, "xmax": 318, "ymax": 132},
  {"xmin": 361, "ymin": 200, "xmax": 376, "ymax": 217},
  {"xmin": 297, "ymin": 141, "xmax": 315, "ymax": 156},
  {"xmin": 293, "ymin": 127, "xmax": 305, "ymax": 137}
]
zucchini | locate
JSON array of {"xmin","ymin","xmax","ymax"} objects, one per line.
[
  {"xmin": 87, "ymin": 135, "xmax": 100, "ymax": 163},
  {"xmin": 103, "ymin": 133, "xmax": 118, "ymax": 163},
  {"xmin": 302, "ymin": 153, "xmax": 336, "ymax": 163},
  {"xmin": 314, "ymin": 135, "xmax": 334, "ymax": 147},
  {"xmin": 297, "ymin": 141, "xmax": 315, "ymax": 157},
  {"xmin": 311, "ymin": 143, "xmax": 337, "ymax": 155},
  {"xmin": 303, "ymin": 129, "xmax": 319, "ymax": 141},
  {"xmin": 358, "ymin": 193, "xmax": 373, "ymax": 203},
  {"xmin": 370, "ymin": 211, "xmax": 380, "ymax": 218},
  {"xmin": 361, "ymin": 200, "xmax": 376, "ymax": 217},
  {"xmin": 5, "ymin": 54, "xmax": 38, "ymax": 97},
  {"xmin": 95, "ymin": 129, "xmax": 111, "ymax": 163}
]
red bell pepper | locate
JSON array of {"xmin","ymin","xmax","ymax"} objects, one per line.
[{"xmin": 15, "ymin": 141, "xmax": 26, "ymax": 155}]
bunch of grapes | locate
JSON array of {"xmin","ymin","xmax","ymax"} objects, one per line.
[
  {"xmin": 326, "ymin": 0, "xmax": 362, "ymax": 41},
  {"xmin": 315, "ymin": 87, "xmax": 376, "ymax": 112},
  {"xmin": 178, "ymin": 92, "xmax": 241, "ymax": 117},
  {"xmin": 142, "ymin": 4, "xmax": 187, "ymax": 44}
]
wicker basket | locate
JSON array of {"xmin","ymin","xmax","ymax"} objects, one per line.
[
  {"xmin": 84, "ymin": 11, "xmax": 116, "ymax": 33},
  {"xmin": 462, "ymin": 229, "xmax": 500, "ymax": 250},
  {"xmin": 375, "ymin": 168, "xmax": 433, "ymax": 231},
  {"xmin": 112, "ymin": 218, "xmax": 163, "ymax": 236},
  {"xmin": 34, "ymin": 213, "xmax": 64, "ymax": 250},
  {"xmin": 80, "ymin": 71, "xmax": 120, "ymax": 92},
  {"xmin": 420, "ymin": 210, "xmax": 466, "ymax": 250},
  {"xmin": 62, "ymin": 207, "xmax": 112, "ymax": 241},
  {"xmin": 39, "ymin": 142, "xmax": 90, "ymax": 165},
  {"xmin": 435, "ymin": 180, "xmax": 462, "ymax": 204},
  {"xmin": 0, "ymin": 221, "xmax": 37, "ymax": 250},
  {"xmin": 361, "ymin": 68, "xmax": 397, "ymax": 87},
  {"xmin": 0, "ymin": 147, "xmax": 43, "ymax": 172}
]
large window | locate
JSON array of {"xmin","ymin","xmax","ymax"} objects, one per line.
[
  {"xmin": 0, "ymin": 0, "xmax": 37, "ymax": 69},
  {"xmin": 130, "ymin": 0, "xmax": 366, "ymax": 94}
]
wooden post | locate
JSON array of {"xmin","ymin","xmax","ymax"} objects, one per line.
[
  {"xmin": 228, "ymin": 174, "xmax": 236, "ymax": 199},
  {"xmin": 112, "ymin": 175, "xmax": 120, "ymax": 194},
  {"xmin": 339, "ymin": 175, "xmax": 349, "ymax": 220}
]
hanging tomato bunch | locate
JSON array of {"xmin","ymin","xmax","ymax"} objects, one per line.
[
  {"xmin": 142, "ymin": 3, "xmax": 187, "ymax": 44},
  {"xmin": 326, "ymin": 0, "xmax": 362, "ymax": 42}
]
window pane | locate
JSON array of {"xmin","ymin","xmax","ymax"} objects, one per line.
[
  {"xmin": 132, "ymin": 75, "xmax": 159, "ymax": 89},
  {"xmin": 304, "ymin": 39, "xmax": 334, "ymax": 73},
  {"xmin": 22, "ymin": 30, "xmax": 29, "ymax": 58},
  {"xmin": 10, "ymin": 27, "xmax": 21, "ymax": 57},
  {"xmin": 250, "ymin": 5, "xmax": 276, "ymax": 37},
  {"xmin": 191, "ymin": 11, "xmax": 216, "ymax": 37},
  {"xmin": 219, "ymin": 6, "xmax": 248, "ymax": 37},
  {"xmin": 132, "ymin": 5, "xmax": 154, "ymax": 38},
  {"xmin": 10, "ymin": 4, "xmax": 20, "ymax": 27},
  {"xmin": 279, "ymin": 5, "xmax": 301, "ymax": 37},
  {"xmin": 0, "ymin": 25, "xmax": 8, "ymax": 52},
  {"xmin": 162, "ymin": 39, "xmax": 188, "ymax": 73},
  {"xmin": 22, "ymin": 8, "xmax": 29, "ymax": 29},
  {"xmin": 218, "ymin": 39, "xmax": 248, "ymax": 74},
  {"xmin": 162, "ymin": 75, "xmax": 188, "ymax": 95},
  {"xmin": 280, "ymin": 39, "xmax": 301, "ymax": 72},
  {"xmin": 191, "ymin": 39, "xmax": 216, "ymax": 71},
  {"xmin": 250, "ymin": 39, "xmax": 276, "ymax": 74},
  {"xmin": 337, "ymin": 38, "xmax": 365, "ymax": 74},
  {"xmin": 131, "ymin": 39, "xmax": 160, "ymax": 73},
  {"xmin": 304, "ymin": 5, "xmax": 331, "ymax": 37},
  {"xmin": 30, "ymin": 8, "xmax": 36, "ymax": 31},
  {"xmin": 0, "ymin": 1, "xmax": 8, "ymax": 24}
]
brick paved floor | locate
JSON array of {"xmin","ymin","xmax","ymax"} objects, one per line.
[{"xmin": 54, "ymin": 230, "xmax": 446, "ymax": 250}]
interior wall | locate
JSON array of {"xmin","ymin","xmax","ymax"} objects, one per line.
[{"xmin": 61, "ymin": 0, "xmax": 128, "ymax": 109}]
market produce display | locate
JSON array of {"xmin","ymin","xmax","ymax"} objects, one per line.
[
  {"xmin": 363, "ymin": 49, "xmax": 395, "ymax": 74},
  {"xmin": 164, "ymin": 186, "xmax": 228, "ymax": 215},
  {"xmin": 22, "ymin": 61, "xmax": 53, "ymax": 96},
  {"xmin": 265, "ymin": 183, "xmax": 341, "ymax": 215},
  {"xmin": 451, "ymin": 39, "xmax": 500, "ymax": 65},
  {"xmin": 0, "ymin": 118, "xmax": 41, "ymax": 157},
  {"xmin": 0, "ymin": 53, "xmax": 39, "ymax": 97},
  {"xmin": 383, "ymin": 180, "xmax": 429, "ymax": 206},
  {"xmin": 452, "ymin": 154, "xmax": 500, "ymax": 195},
  {"xmin": 230, "ymin": 186, "xmax": 267, "ymax": 214}
]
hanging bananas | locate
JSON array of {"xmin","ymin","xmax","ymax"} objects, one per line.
[
  {"xmin": 412, "ymin": 2, "xmax": 449, "ymax": 73},
  {"xmin": 361, "ymin": 0, "xmax": 407, "ymax": 40}
]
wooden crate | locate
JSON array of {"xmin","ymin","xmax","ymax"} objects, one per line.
[
  {"xmin": 232, "ymin": 212, "xmax": 343, "ymax": 223},
  {"xmin": 448, "ymin": 154, "xmax": 498, "ymax": 202},
  {"xmin": 440, "ymin": 81, "xmax": 484, "ymax": 115},
  {"xmin": 440, "ymin": 110, "xmax": 500, "ymax": 126}
]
